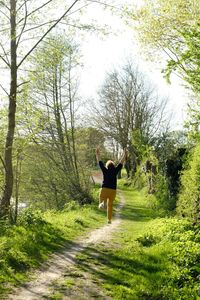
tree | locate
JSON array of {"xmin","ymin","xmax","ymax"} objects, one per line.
[
  {"xmin": 129, "ymin": 0, "xmax": 200, "ymax": 139},
  {"xmin": 20, "ymin": 34, "xmax": 92, "ymax": 206},
  {"xmin": 0, "ymin": 0, "xmax": 94, "ymax": 217},
  {"xmin": 132, "ymin": 0, "xmax": 200, "ymax": 62},
  {"xmin": 94, "ymin": 62, "xmax": 169, "ymax": 176},
  {"xmin": 177, "ymin": 143, "xmax": 200, "ymax": 225},
  {"xmin": 75, "ymin": 127, "xmax": 106, "ymax": 167}
]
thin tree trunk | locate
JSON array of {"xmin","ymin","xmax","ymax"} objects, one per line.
[
  {"xmin": 1, "ymin": 0, "xmax": 17, "ymax": 217},
  {"xmin": 14, "ymin": 152, "xmax": 22, "ymax": 223},
  {"xmin": 68, "ymin": 55, "xmax": 79, "ymax": 181}
]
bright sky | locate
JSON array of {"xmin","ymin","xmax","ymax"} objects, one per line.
[
  {"xmin": 0, "ymin": 0, "xmax": 189, "ymax": 131},
  {"xmin": 78, "ymin": 0, "xmax": 188, "ymax": 130}
]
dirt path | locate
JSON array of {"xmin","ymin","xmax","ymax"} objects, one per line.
[{"xmin": 8, "ymin": 190, "xmax": 125, "ymax": 300}]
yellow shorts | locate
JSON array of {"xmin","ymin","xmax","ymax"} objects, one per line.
[{"xmin": 99, "ymin": 187, "xmax": 116, "ymax": 202}]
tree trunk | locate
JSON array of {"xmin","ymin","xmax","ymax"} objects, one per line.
[{"xmin": 1, "ymin": 0, "xmax": 17, "ymax": 217}]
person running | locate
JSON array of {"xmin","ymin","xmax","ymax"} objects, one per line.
[{"xmin": 96, "ymin": 146, "xmax": 128, "ymax": 224}]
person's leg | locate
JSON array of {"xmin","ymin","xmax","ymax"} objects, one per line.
[
  {"xmin": 107, "ymin": 189, "xmax": 116, "ymax": 223},
  {"xmin": 99, "ymin": 188, "xmax": 108, "ymax": 209},
  {"xmin": 107, "ymin": 198, "xmax": 113, "ymax": 223}
]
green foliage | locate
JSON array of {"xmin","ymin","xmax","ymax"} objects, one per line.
[
  {"xmin": 185, "ymin": 99, "xmax": 200, "ymax": 142},
  {"xmin": 134, "ymin": 0, "xmax": 200, "ymax": 58},
  {"xmin": 131, "ymin": 128, "xmax": 148, "ymax": 161},
  {"xmin": 86, "ymin": 187, "xmax": 200, "ymax": 300},
  {"xmin": 164, "ymin": 25, "xmax": 200, "ymax": 93},
  {"xmin": 17, "ymin": 208, "xmax": 47, "ymax": 226},
  {"xmin": 136, "ymin": 233, "xmax": 159, "ymax": 247},
  {"xmin": 75, "ymin": 127, "xmax": 105, "ymax": 168},
  {"xmin": 163, "ymin": 25, "xmax": 200, "ymax": 141},
  {"xmin": 177, "ymin": 143, "xmax": 200, "ymax": 224},
  {"xmin": 133, "ymin": 1, "xmax": 200, "ymax": 141},
  {"xmin": 63, "ymin": 201, "xmax": 79, "ymax": 212},
  {"xmin": 137, "ymin": 218, "xmax": 200, "ymax": 299},
  {"xmin": 132, "ymin": 166, "xmax": 147, "ymax": 190},
  {"xmin": 153, "ymin": 174, "xmax": 178, "ymax": 211},
  {"xmin": 13, "ymin": 34, "xmax": 94, "ymax": 210}
]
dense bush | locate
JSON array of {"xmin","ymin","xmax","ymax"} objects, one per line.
[
  {"xmin": 137, "ymin": 218, "xmax": 200, "ymax": 299},
  {"xmin": 132, "ymin": 166, "xmax": 147, "ymax": 190},
  {"xmin": 17, "ymin": 208, "xmax": 47, "ymax": 226},
  {"xmin": 177, "ymin": 143, "xmax": 200, "ymax": 224}
]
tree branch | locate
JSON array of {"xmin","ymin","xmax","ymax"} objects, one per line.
[
  {"xmin": 17, "ymin": 0, "xmax": 54, "ymax": 23},
  {"xmin": 0, "ymin": 8, "xmax": 9, "ymax": 20},
  {"xmin": 17, "ymin": 19, "xmax": 57, "ymax": 35},
  {"xmin": 18, "ymin": 0, "xmax": 80, "ymax": 68},
  {"xmin": 0, "ymin": 42, "xmax": 10, "ymax": 66},
  {"xmin": 16, "ymin": 0, "xmax": 28, "ymax": 48},
  {"xmin": 0, "ymin": 54, "xmax": 10, "ymax": 67},
  {"xmin": 0, "ymin": 1, "xmax": 10, "ymax": 11},
  {"xmin": 0, "ymin": 155, "xmax": 6, "ymax": 171},
  {"xmin": 0, "ymin": 83, "xmax": 9, "ymax": 96},
  {"xmin": 86, "ymin": 0, "xmax": 121, "ymax": 11},
  {"xmin": 17, "ymin": 0, "xmax": 32, "ymax": 13},
  {"xmin": 17, "ymin": 80, "xmax": 30, "ymax": 89}
]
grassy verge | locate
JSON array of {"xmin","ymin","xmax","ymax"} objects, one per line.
[
  {"xmin": 0, "ymin": 185, "xmax": 106, "ymax": 297},
  {"xmin": 76, "ymin": 184, "xmax": 200, "ymax": 300}
]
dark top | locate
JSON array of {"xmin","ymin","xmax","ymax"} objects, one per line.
[{"xmin": 99, "ymin": 161, "xmax": 122, "ymax": 190}]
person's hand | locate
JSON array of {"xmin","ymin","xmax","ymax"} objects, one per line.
[
  {"xmin": 124, "ymin": 148, "xmax": 129, "ymax": 159},
  {"xmin": 124, "ymin": 147, "xmax": 128, "ymax": 154},
  {"xmin": 96, "ymin": 146, "xmax": 100, "ymax": 155}
]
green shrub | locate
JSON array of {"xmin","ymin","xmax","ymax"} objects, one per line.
[
  {"xmin": 137, "ymin": 233, "xmax": 159, "ymax": 247},
  {"xmin": 63, "ymin": 201, "xmax": 79, "ymax": 212},
  {"xmin": 18, "ymin": 208, "xmax": 47, "ymax": 226},
  {"xmin": 136, "ymin": 217, "xmax": 200, "ymax": 298},
  {"xmin": 133, "ymin": 167, "xmax": 147, "ymax": 189},
  {"xmin": 155, "ymin": 175, "xmax": 169, "ymax": 207},
  {"xmin": 177, "ymin": 143, "xmax": 200, "ymax": 224}
]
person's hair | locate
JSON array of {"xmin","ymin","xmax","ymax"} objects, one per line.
[{"xmin": 106, "ymin": 160, "xmax": 115, "ymax": 169}]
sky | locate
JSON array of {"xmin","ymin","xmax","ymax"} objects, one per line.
[
  {"xmin": 78, "ymin": 0, "xmax": 188, "ymax": 130},
  {"xmin": 0, "ymin": 0, "xmax": 189, "ymax": 130}
]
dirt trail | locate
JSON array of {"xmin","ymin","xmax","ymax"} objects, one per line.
[{"xmin": 8, "ymin": 178, "xmax": 125, "ymax": 300}]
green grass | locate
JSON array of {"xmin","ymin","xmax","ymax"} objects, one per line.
[
  {"xmin": 0, "ymin": 186, "xmax": 106, "ymax": 296},
  {"xmin": 76, "ymin": 184, "xmax": 200, "ymax": 300},
  {"xmin": 1, "ymin": 183, "xmax": 199, "ymax": 299}
]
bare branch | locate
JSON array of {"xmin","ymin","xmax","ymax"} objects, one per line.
[
  {"xmin": 0, "ymin": 27, "xmax": 10, "ymax": 33},
  {"xmin": 16, "ymin": 0, "xmax": 28, "ymax": 48},
  {"xmin": 0, "ymin": 83, "xmax": 9, "ymax": 96},
  {"xmin": 0, "ymin": 41, "xmax": 10, "ymax": 66},
  {"xmin": 18, "ymin": 0, "xmax": 80, "ymax": 68},
  {"xmin": 0, "ymin": 8, "xmax": 9, "ymax": 20},
  {"xmin": 17, "ymin": 0, "xmax": 54, "ymax": 24},
  {"xmin": 17, "ymin": 0, "xmax": 33, "ymax": 13},
  {"xmin": 86, "ymin": 0, "xmax": 121, "ymax": 11},
  {"xmin": 0, "ymin": 1, "xmax": 10, "ymax": 11},
  {"xmin": 17, "ymin": 80, "xmax": 30, "ymax": 88},
  {"xmin": 17, "ymin": 19, "xmax": 57, "ymax": 35},
  {"xmin": 0, "ymin": 54, "xmax": 10, "ymax": 67}
]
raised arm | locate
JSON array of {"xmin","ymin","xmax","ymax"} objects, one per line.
[
  {"xmin": 119, "ymin": 148, "xmax": 128, "ymax": 165},
  {"xmin": 96, "ymin": 146, "xmax": 101, "ymax": 163}
]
